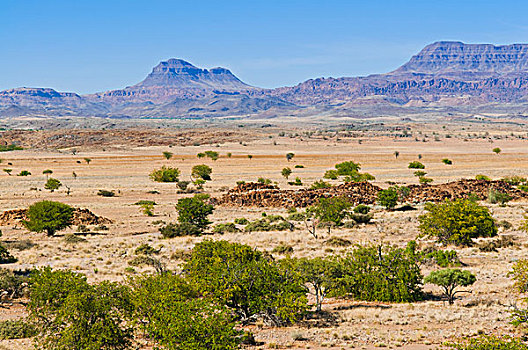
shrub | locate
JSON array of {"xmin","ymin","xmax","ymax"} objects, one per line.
[
  {"xmin": 310, "ymin": 180, "xmax": 332, "ymax": 189},
  {"xmin": 159, "ymin": 222, "xmax": 202, "ymax": 238},
  {"xmin": 245, "ymin": 217, "xmax": 292, "ymax": 232},
  {"xmin": 325, "ymin": 237, "xmax": 352, "ymax": 247},
  {"xmin": 424, "ymin": 269, "xmax": 476, "ymax": 304},
  {"xmin": 350, "ymin": 213, "xmax": 373, "ymax": 224},
  {"xmin": 492, "ymin": 147, "xmax": 501, "ymax": 155},
  {"xmin": 377, "ymin": 187, "xmax": 399, "ymax": 209},
  {"xmin": 97, "ymin": 189, "xmax": 116, "ymax": 197},
  {"xmin": 272, "ymin": 244, "xmax": 294, "ymax": 254},
  {"xmin": 184, "ymin": 240, "xmax": 307, "ymax": 325},
  {"xmin": 213, "ymin": 222, "xmax": 239, "ymax": 234},
  {"xmin": 323, "ymin": 170, "xmax": 339, "ymax": 180},
  {"xmin": 129, "ymin": 273, "xmax": 241, "ymax": 350},
  {"xmin": 134, "ymin": 200, "xmax": 156, "ymax": 206},
  {"xmin": 288, "ymin": 177, "xmax": 303, "ymax": 186},
  {"xmin": 420, "ymin": 248, "xmax": 461, "ymax": 267},
  {"xmin": 0, "ymin": 319, "xmax": 36, "ymax": 339},
  {"xmin": 149, "ymin": 166, "xmax": 180, "ymax": 182},
  {"xmin": 28, "ymin": 268, "xmax": 133, "ymax": 350},
  {"xmin": 333, "ymin": 244, "xmax": 423, "ymax": 302},
  {"xmin": 17, "ymin": 170, "xmax": 31, "ymax": 176},
  {"xmin": 204, "ymin": 150, "xmax": 219, "ymax": 161},
  {"xmin": 408, "ymin": 161, "xmax": 425, "ymax": 169},
  {"xmin": 177, "ymin": 180, "xmax": 190, "ymax": 191},
  {"xmin": 286, "ymin": 152, "xmax": 295, "ymax": 161},
  {"xmin": 288, "ymin": 212, "xmax": 305, "ymax": 221},
  {"xmin": 418, "ymin": 199, "xmax": 497, "ymax": 246},
  {"xmin": 23, "ymin": 200, "xmax": 74, "ymax": 236},
  {"xmin": 44, "ymin": 178, "xmax": 62, "ymax": 191},
  {"xmin": 323, "ymin": 161, "xmax": 374, "ymax": 182},
  {"xmin": 0, "ymin": 144, "xmax": 23, "ymax": 152},
  {"xmin": 175, "ymin": 195, "xmax": 214, "ymax": 232},
  {"xmin": 134, "ymin": 243, "xmax": 159, "ymax": 256},
  {"xmin": 501, "ymin": 175, "xmax": 527, "ymax": 185},
  {"xmin": 487, "ymin": 189, "xmax": 511, "ymax": 205},
  {"xmin": 294, "ymin": 165, "xmax": 304, "ymax": 168},
  {"xmin": 191, "ymin": 164, "xmax": 212, "ymax": 181},
  {"xmin": 63, "ymin": 234, "xmax": 87, "ymax": 244},
  {"xmin": 442, "ymin": 158, "xmax": 453, "ymax": 165},
  {"xmin": 0, "ymin": 269, "xmax": 29, "ymax": 299},
  {"xmin": 234, "ymin": 217, "xmax": 249, "ymax": 225},
  {"xmin": 353, "ymin": 204, "xmax": 370, "ymax": 214},
  {"xmin": 475, "ymin": 174, "xmax": 491, "ymax": 181},
  {"xmin": 309, "ymin": 197, "xmax": 352, "ymax": 234},
  {"xmin": 446, "ymin": 335, "xmax": 528, "ymax": 350},
  {"xmin": 258, "ymin": 177, "xmax": 272, "ymax": 185},
  {"xmin": 419, "ymin": 176, "xmax": 433, "ymax": 184}
]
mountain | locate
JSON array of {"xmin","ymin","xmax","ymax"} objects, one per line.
[
  {"xmin": 4, "ymin": 42, "xmax": 528, "ymax": 119},
  {"xmin": 394, "ymin": 41, "xmax": 528, "ymax": 75}
]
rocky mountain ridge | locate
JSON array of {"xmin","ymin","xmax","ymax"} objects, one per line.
[{"xmin": 4, "ymin": 42, "xmax": 528, "ymax": 118}]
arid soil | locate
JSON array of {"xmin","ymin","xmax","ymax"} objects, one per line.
[{"xmin": 0, "ymin": 123, "xmax": 527, "ymax": 349}]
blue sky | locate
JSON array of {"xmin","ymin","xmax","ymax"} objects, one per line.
[{"xmin": 1, "ymin": 0, "xmax": 528, "ymax": 94}]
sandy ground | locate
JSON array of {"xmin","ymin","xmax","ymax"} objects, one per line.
[{"xmin": 0, "ymin": 123, "xmax": 527, "ymax": 349}]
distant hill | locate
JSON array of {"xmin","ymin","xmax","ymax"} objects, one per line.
[{"xmin": 3, "ymin": 42, "xmax": 528, "ymax": 118}]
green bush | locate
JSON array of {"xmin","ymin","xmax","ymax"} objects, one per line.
[
  {"xmin": 17, "ymin": 170, "xmax": 31, "ymax": 176},
  {"xmin": 234, "ymin": 217, "xmax": 249, "ymax": 225},
  {"xmin": 23, "ymin": 200, "xmax": 74, "ymax": 236},
  {"xmin": 408, "ymin": 161, "xmax": 425, "ymax": 169},
  {"xmin": 353, "ymin": 204, "xmax": 370, "ymax": 214},
  {"xmin": 0, "ymin": 319, "xmax": 36, "ymax": 339},
  {"xmin": 245, "ymin": 217, "xmax": 292, "ymax": 232},
  {"xmin": 129, "ymin": 273, "xmax": 241, "ymax": 350},
  {"xmin": 418, "ymin": 199, "xmax": 497, "ymax": 246},
  {"xmin": 191, "ymin": 164, "xmax": 212, "ymax": 181},
  {"xmin": 44, "ymin": 178, "xmax": 62, "ymax": 192},
  {"xmin": 97, "ymin": 189, "xmax": 116, "ymax": 197},
  {"xmin": 325, "ymin": 237, "xmax": 352, "ymax": 247},
  {"xmin": 175, "ymin": 195, "xmax": 214, "ymax": 232},
  {"xmin": 213, "ymin": 223, "xmax": 239, "ymax": 234},
  {"xmin": 501, "ymin": 175, "xmax": 527, "ymax": 185},
  {"xmin": 488, "ymin": 189, "xmax": 511, "ymax": 205},
  {"xmin": 183, "ymin": 240, "xmax": 307, "ymax": 326},
  {"xmin": 0, "ymin": 144, "xmax": 23, "ymax": 152},
  {"xmin": 442, "ymin": 158, "xmax": 453, "ymax": 165},
  {"xmin": 272, "ymin": 244, "xmax": 294, "ymax": 254},
  {"xmin": 421, "ymin": 248, "xmax": 461, "ymax": 268},
  {"xmin": 0, "ymin": 269, "xmax": 30, "ymax": 299},
  {"xmin": 310, "ymin": 180, "xmax": 332, "ymax": 189},
  {"xmin": 159, "ymin": 222, "xmax": 202, "ymax": 238},
  {"xmin": 287, "ymin": 212, "xmax": 305, "ymax": 221},
  {"xmin": 149, "ymin": 166, "xmax": 180, "ymax": 183},
  {"xmin": 288, "ymin": 177, "xmax": 303, "ymax": 186},
  {"xmin": 28, "ymin": 268, "xmax": 134, "ymax": 350},
  {"xmin": 332, "ymin": 244, "xmax": 423, "ymax": 302},
  {"xmin": 349, "ymin": 213, "xmax": 373, "ymax": 224},
  {"xmin": 377, "ymin": 187, "xmax": 399, "ymax": 209},
  {"xmin": 134, "ymin": 243, "xmax": 159, "ymax": 256},
  {"xmin": 475, "ymin": 174, "xmax": 491, "ymax": 181}
]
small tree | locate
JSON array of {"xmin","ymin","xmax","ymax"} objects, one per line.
[
  {"xmin": 140, "ymin": 202, "xmax": 154, "ymax": 217},
  {"xmin": 42, "ymin": 169, "xmax": 53, "ymax": 178},
  {"xmin": 191, "ymin": 164, "xmax": 212, "ymax": 181},
  {"xmin": 377, "ymin": 187, "xmax": 399, "ymax": 210},
  {"xmin": 281, "ymin": 167, "xmax": 292, "ymax": 179},
  {"xmin": 23, "ymin": 201, "xmax": 74, "ymax": 236},
  {"xmin": 3, "ymin": 169, "xmax": 12, "ymax": 176},
  {"xmin": 84, "ymin": 158, "xmax": 91, "ymax": 165},
  {"xmin": 394, "ymin": 151, "xmax": 400, "ymax": 159},
  {"xmin": 306, "ymin": 197, "xmax": 352, "ymax": 236},
  {"xmin": 442, "ymin": 158, "xmax": 453, "ymax": 165},
  {"xmin": 175, "ymin": 195, "xmax": 214, "ymax": 232},
  {"xmin": 493, "ymin": 147, "xmax": 502, "ymax": 155},
  {"xmin": 28, "ymin": 268, "xmax": 134, "ymax": 350},
  {"xmin": 248, "ymin": 155, "xmax": 253, "ymax": 160},
  {"xmin": 419, "ymin": 199, "xmax": 497, "ymax": 246},
  {"xmin": 204, "ymin": 150, "xmax": 219, "ymax": 161},
  {"xmin": 149, "ymin": 166, "xmax": 180, "ymax": 183},
  {"xmin": 286, "ymin": 153, "xmax": 295, "ymax": 162},
  {"xmin": 162, "ymin": 151, "xmax": 173, "ymax": 160},
  {"xmin": 227, "ymin": 152, "xmax": 232, "ymax": 158},
  {"xmin": 44, "ymin": 178, "xmax": 62, "ymax": 192},
  {"xmin": 424, "ymin": 269, "xmax": 476, "ymax": 304}
]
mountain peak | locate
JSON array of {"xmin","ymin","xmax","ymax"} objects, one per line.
[
  {"xmin": 136, "ymin": 58, "xmax": 249, "ymax": 90},
  {"xmin": 394, "ymin": 41, "xmax": 528, "ymax": 74}
]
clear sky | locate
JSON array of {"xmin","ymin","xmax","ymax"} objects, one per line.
[{"xmin": 2, "ymin": 0, "xmax": 528, "ymax": 94}]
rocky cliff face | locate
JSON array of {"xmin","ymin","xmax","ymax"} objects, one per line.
[{"xmin": 394, "ymin": 41, "xmax": 528, "ymax": 75}]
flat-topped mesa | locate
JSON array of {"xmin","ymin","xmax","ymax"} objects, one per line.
[
  {"xmin": 134, "ymin": 58, "xmax": 250, "ymax": 90},
  {"xmin": 394, "ymin": 41, "xmax": 528, "ymax": 75}
]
